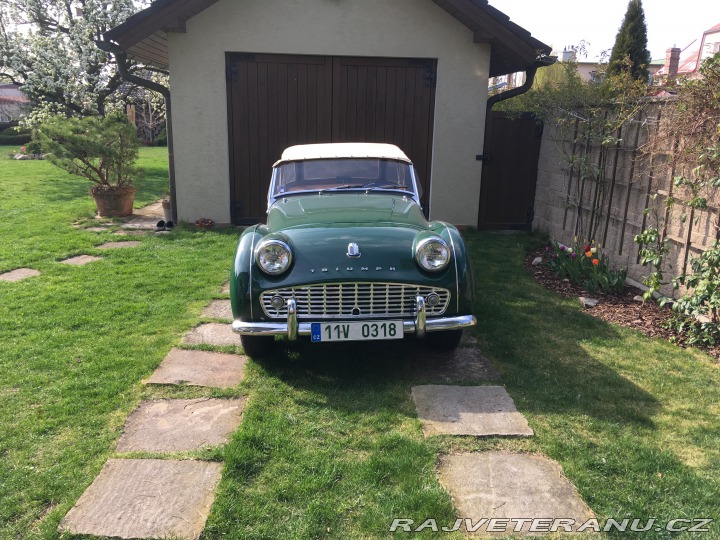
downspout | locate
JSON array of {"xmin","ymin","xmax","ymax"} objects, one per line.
[
  {"xmin": 486, "ymin": 56, "xmax": 556, "ymax": 110},
  {"xmin": 96, "ymin": 40, "xmax": 177, "ymax": 223}
]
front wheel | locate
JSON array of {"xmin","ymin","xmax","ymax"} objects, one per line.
[
  {"xmin": 426, "ymin": 329, "xmax": 463, "ymax": 351},
  {"xmin": 240, "ymin": 335, "xmax": 275, "ymax": 358}
]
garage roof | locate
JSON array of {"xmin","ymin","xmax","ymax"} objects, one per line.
[{"xmin": 103, "ymin": 0, "xmax": 551, "ymax": 77}]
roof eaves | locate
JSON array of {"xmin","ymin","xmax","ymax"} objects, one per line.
[
  {"xmin": 104, "ymin": 0, "xmax": 176, "ymax": 42},
  {"xmin": 105, "ymin": 0, "xmax": 552, "ymax": 75}
]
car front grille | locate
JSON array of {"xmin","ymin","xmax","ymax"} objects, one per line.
[{"xmin": 260, "ymin": 282, "xmax": 451, "ymax": 319}]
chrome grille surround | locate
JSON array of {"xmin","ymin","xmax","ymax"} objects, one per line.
[{"xmin": 261, "ymin": 282, "xmax": 451, "ymax": 319}]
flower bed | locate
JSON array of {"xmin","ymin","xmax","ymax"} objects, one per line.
[{"xmin": 525, "ymin": 246, "xmax": 720, "ymax": 360}]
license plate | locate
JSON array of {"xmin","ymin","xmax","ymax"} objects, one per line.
[{"xmin": 311, "ymin": 321, "xmax": 404, "ymax": 342}]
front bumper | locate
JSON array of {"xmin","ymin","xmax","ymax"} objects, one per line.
[{"xmin": 231, "ymin": 296, "xmax": 476, "ymax": 340}]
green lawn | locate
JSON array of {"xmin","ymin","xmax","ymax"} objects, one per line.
[{"xmin": 0, "ymin": 147, "xmax": 718, "ymax": 539}]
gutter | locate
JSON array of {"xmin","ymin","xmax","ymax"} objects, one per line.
[
  {"xmin": 486, "ymin": 55, "xmax": 556, "ymax": 110},
  {"xmin": 96, "ymin": 39, "xmax": 178, "ymax": 223}
]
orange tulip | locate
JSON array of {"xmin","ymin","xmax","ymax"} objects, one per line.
[
  {"xmin": 592, "ymin": 258, "xmax": 599, "ymax": 266},
  {"xmin": 585, "ymin": 251, "xmax": 593, "ymax": 257}
]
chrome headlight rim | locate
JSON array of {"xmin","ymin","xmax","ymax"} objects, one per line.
[
  {"xmin": 255, "ymin": 239, "xmax": 293, "ymax": 275},
  {"xmin": 415, "ymin": 236, "xmax": 451, "ymax": 272}
]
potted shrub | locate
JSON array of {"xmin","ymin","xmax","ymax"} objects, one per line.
[{"xmin": 36, "ymin": 114, "xmax": 141, "ymax": 217}]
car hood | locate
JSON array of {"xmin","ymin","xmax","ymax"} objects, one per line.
[
  {"xmin": 266, "ymin": 193, "xmax": 428, "ymax": 229},
  {"xmin": 258, "ymin": 194, "xmax": 452, "ymax": 286}
]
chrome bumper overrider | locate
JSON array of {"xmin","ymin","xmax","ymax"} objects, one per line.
[{"xmin": 232, "ymin": 296, "xmax": 476, "ymax": 340}]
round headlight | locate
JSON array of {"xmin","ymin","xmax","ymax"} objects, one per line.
[
  {"xmin": 415, "ymin": 237, "xmax": 451, "ymax": 272},
  {"xmin": 255, "ymin": 240, "xmax": 292, "ymax": 275}
]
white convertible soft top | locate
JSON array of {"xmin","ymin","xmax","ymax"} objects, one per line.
[{"xmin": 274, "ymin": 143, "xmax": 412, "ymax": 166}]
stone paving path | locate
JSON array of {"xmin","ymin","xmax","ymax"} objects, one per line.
[
  {"xmin": 146, "ymin": 348, "xmax": 247, "ymax": 388},
  {"xmin": 407, "ymin": 341, "xmax": 500, "ymax": 383},
  {"xmin": 182, "ymin": 322, "xmax": 238, "ymax": 346},
  {"xmin": 115, "ymin": 229, "xmax": 149, "ymax": 236},
  {"xmin": 4, "ymin": 203, "xmax": 158, "ymax": 285},
  {"xmin": 116, "ymin": 398, "xmax": 246, "ymax": 452},
  {"xmin": 60, "ymin": 255, "xmax": 103, "ymax": 266},
  {"xmin": 0, "ymin": 268, "xmax": 41, "ymax": 282},
  {"xmin": 412, "ymin": 385, "xmax": 533, "ymax": 437},
  {"xmin": 437, "ymin": 452, "xmax": 595, "ymax": 534},
  {"xmin": 410, "ymin": 351, "xmax": 594, "ymax": 535},
  {"xmin": 60, "ymin": 296, "xmax": 247, "ymax": 539},
  {"xmin": 200, "ymin": 299, "xmax": 233, "ymax": 320},
  {"xmin": 119, "ymin": 201, "xmax": 165, "ymax": 230},
  {"xmin": 59, "ymin": 459, "xmax": 222, "ymax": 539}
]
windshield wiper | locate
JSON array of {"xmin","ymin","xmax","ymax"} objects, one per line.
[
  {"xmin": 317, "ymin": 184, "xmax": 367, "ymax": 193},
  {"xmin": 365, "ymin": 184, "xmax": 411, "ymax": 191},
  {"xmin": 318, "ymin": 183, "xmax": 413, "ymax": 194}
]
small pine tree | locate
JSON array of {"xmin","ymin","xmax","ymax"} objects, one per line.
[
  {"xmin": 36, "ymin": 114, "xmax": 141, "ymax": 191},
  {"xmin": 608, "ymin": 0, "xmax": 651, "ymax": 81}
]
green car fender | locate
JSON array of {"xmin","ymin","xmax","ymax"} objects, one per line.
[
  {"xmin": 445, "ymin": 224, "xmax": 475, "ymax": 315},
  {"xmin": 230, "ymin": 225, "xmax": 267, "ymax": 320},
  {"xmin": 426, "ymin": 222, "xmax": 475, "ymax": 315}
]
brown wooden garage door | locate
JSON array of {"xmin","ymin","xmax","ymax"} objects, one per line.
[{"xmin": 226, "ymin": 53, "xmax": 437, "ymax": 224}]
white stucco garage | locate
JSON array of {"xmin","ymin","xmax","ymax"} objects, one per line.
[{"xmin": 105, "ymin": 0, "xmax": 550, "ymax": 227}]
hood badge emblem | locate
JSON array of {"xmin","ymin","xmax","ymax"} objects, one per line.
[{"xmin": 346, "ymin": 243, "xmax": 361, "ymax": 258}]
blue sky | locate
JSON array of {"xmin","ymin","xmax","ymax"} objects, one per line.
[{"xmin": 489, "ymin": 0, "xmax": 720, "ymax": 61}]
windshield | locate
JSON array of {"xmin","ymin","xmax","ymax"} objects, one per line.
[{"xmin": 271, "ymin": 158, "xmax": 417, "ymax": 198}]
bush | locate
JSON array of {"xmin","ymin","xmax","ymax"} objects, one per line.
[
  {"xmin": 153, "ymin": 128, "xmax": 167, "ymax": 146},
  {"xmin": 544, "ymin": 238, "xmax": 627, "ymax": 294},
  {"xmin": 0, "ymin": 126, "xmax": 32, "ymax": 145},
  {"xmin": 24, "ymin": 138, "xmax": 43, "ymax": 155},
  {"xmin": 669, "ymin": 241, "xmax": 720, "ymax": 346},
  {"xmin": 35, "ymin": 114, "xmax": 141, "ymax": 188}
]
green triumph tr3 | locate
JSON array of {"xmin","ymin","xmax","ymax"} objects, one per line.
[{"xmin": 231, "ymin": 142, "xmax": 476, "ymax": 357}]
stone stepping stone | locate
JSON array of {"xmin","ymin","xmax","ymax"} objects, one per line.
[
  {"xmin": 96, "ymin": 241, "xmax": 142, "ymax": 249},
  {"xmin": 119, "ymin": 202, "xmax": 163, "ymax": 230},
  {"xmin": 114, "ymin": 230, "xmax": 147, "ymax": 236},
  {"xmin": 409, "ymin": 346, "xmax": 500, "ymax": 383},
  {"xmin": 0, "ymin": 268, "xmax": 40, "ymax": 282},
  {"xmin": 201, "ymin": 299, "xmax": 233, "ymax": 320},
  {"xmin": 182, "ymin": 323, "xmax": 238, "ymax": 346},
  {"xmin": 84, "ymin": 227, "xmax": 109, "ymax": 232},
  {"xmin": 146, "ymin": 348, "xmax": 246, "ymax": 388},
  {"xmin": 221, "ymin": 281, "xmax": 230, "ymax": 294},
  {"xmin": 437, "ymin": 452, "xmax": 594, "ymax": 534},
  {"xmin": 411, "ymin": 385, "xmax": 533, "ymax": 437},
  {"xmin": 133, "ymin": 200, "xmax": 164, "ymax": 217},
  {"xmin": 60, "ymin": 255, "xmax": 103, "ymax": 266},
  {"xmin": 116, "ymin": 398, "xmax": 246, "ymax": 452},
  {"xmin": 59, "ymin": 458, "xmax": 222, "ymax": 540},
  {"xmin": 119, "ymin": 217, "xmax": 157, "ymax": 230}
]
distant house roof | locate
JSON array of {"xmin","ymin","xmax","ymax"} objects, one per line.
[
  {"xmin": 103, "ymin": 0, "xmax": 551, "ymax": 77},
  {"xmin": 0, "ymin": 84, "xmax": 30, "ymax": 104},
  {"xmin": 655, "ymin": 22, "xmax": 720, "ymax": 76}
]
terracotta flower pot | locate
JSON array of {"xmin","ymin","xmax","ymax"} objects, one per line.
[
  {"xmin": 90, "ymin": 185, "xmax": 137, "ymax": 217},
  {"xmin": 195, "ymin": 218, "xmax": 215, "ymax": 230}
]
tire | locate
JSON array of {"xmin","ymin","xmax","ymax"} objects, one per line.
[
  {"xmin": 427, "ymin": 329, "xmax": 463, "ymax": 351},
  {"xmin": 240, "ymin": 335, "xmax": 275, "ymax": 358}
]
